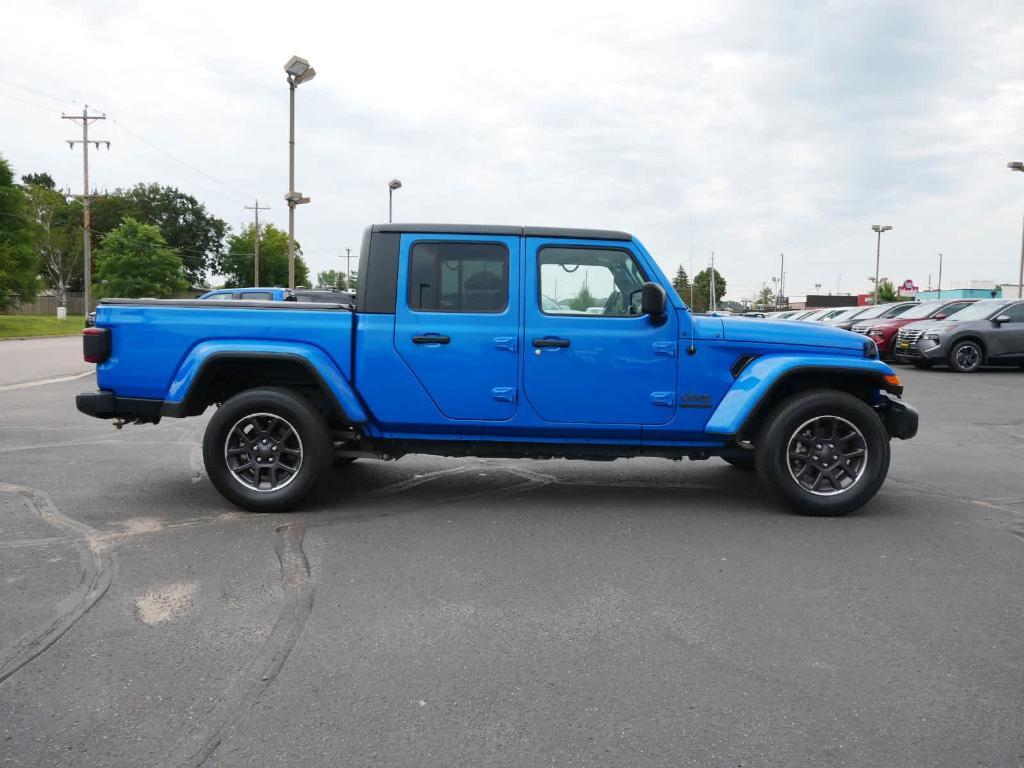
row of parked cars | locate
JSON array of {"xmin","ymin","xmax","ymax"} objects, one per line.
[{"xmin": 759, "ymin": 297, "xmax": 1024, "ymax": 372}]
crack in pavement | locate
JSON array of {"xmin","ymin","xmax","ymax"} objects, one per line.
[{"xmin": 0, "ymin": 483, "xmax": 117, "ymax": 686}]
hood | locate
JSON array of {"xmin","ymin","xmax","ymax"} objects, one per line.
[
  {"xmin": 716, "ymin": 316, "xmax": 866, "ymax": 353},
  {"xmin": 900, "ymin": 318, "xmax": 958, "ymax": 333}
]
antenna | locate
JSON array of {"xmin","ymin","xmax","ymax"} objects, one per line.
[{"xmin": 687, "ymin": 215, "xmax": 697, "ymax": 355}]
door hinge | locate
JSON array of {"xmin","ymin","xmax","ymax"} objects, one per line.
[
  {"xmin": 653, "ymin": 341, "xmax": 677, "ymax": 357},
  {"xmin": 650, "ymin": 391, "xmax": 676, "ymax": 407},
  {"xmin": 494, "ymin": 336, "xmax": 518, "ymax": 352},
  {"xmin": 492, "ymin": 386, "xmax": 517, "ymax": 403}
]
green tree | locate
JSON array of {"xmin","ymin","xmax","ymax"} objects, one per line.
[
  {"xmin": 93, "ymin": 217, "xmax": 188, "ymax": 299},
  {"xmin": 91, "ymin": 183, "xmax": 227, "ymax": 286},
  {"xmin": 316, "ymin": 269, "xmax": 348, "ymax": 290},
  {"xmin": 219, "ymin": 223, "xmax": 309, "ymax": 288},
  {"xmin": 756, "ymin": 285, "xmax": 776, "ymax": 308},
  {"xmin": 21, "ymin": 172, "xmax": 56, "ymax": 189},
  {"xmin": 0, "ymin": 156, "xmax": 39, "ymax": 311},
  {"xmin": 24, "ymin": 181, "xmax": 81, "ymax": 307},
  {"xmin": 671, "ymin": 265, "xmax": 690, "ymax": 301},
  {"xmin": 874, "ymin": 278, "xmax": 903, "ymax": 303},
  {"xmin": 568, "ymin": 283, "xmax": 596, "ymax": 311},
  {"xmin": 692, "ymin": 267, "xmax": 727, "ymax": 313}
]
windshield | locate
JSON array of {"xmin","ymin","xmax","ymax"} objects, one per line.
[
  {"xmin": 854, "ymin": 303, "xmax": 898, "ymax": 320},
  {"xmin": 943, "ymin": 300, "xmax": 1007, "ymax": 321},
  {"xmin": 824, "ymin": 307, "xmax": 858, "ymax": 321},
  {"xmin": 881, "ymin": 303, "xmax": 918, "ymax": 318},
  {"xmin": 895, "ymin": 302, "xmax": 941, "ymax": 320}
]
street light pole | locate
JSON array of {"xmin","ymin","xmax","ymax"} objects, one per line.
[
  {"xmin": 284, "ymin": 55, "xmax": 316, "ymax": 289},
  {"xmin": 1006, "ymin": 162, "xmax": 1024, "ymax": 298},
  {"xmin": 871, "ymin": 224, "xmax": 892, "ymax": 305},
  {"xmin": 288, "ymin": 80, "xmax": 295, "ymax": 289},
  {"xmin": 937, "ymin": 252, "xmax": 943, "ymax": 299},
  {"xmin": 388, "ymin": 179, "xmax": 402, "ymax": 223}
]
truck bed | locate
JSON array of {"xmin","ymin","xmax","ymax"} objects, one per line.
[{"xmin": 94, "ymin": 299, "xmax": 354, "ymax": 401}]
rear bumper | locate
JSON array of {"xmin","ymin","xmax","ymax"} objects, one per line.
[
  {"xmin": 875, "ymin": 394, "xmax": 918, "ymax": 440},
  {"xmin": 76, "ymin": 390, "xmax": 165, "ymax": 423}
]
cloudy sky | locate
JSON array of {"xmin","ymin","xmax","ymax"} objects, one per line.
[{"xmin": 3, "ymin": 0, "xmax": 1023, "ymax": 300}]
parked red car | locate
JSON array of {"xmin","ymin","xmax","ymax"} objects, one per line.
[{"xmin": 852, "ymin": 299, "xmax": 976, "ymax": 359}]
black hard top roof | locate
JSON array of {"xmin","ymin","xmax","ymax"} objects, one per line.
[{"xmin": 370, "ymin": 223, "xmax": 632, "ymax": 241}]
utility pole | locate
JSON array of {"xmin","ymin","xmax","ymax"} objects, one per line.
[
  {"xmin": 937, "ymin": 253, "xmax": 943, "ymax": 299},
  {"xmin": 345, "ymin": 247, "xmax": 352, "ymax": 286},
  {"xmin": 62, "ymin": 105, "xmax": 109, "ymax": 318},
  {"xmin": 244, "ymin": 200, "xmax": 271, "ymax": 286},
  {"xmin": 709, "ymin": 252, "xmax": 717, "ymax": 313},
  {"xmin": 778, "ymin": 252, "xmax": 785, "ymax": 308}
]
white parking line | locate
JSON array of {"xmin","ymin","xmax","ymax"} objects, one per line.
[{"xmin": 0, "ymin": 370, "xmax": 95, "ymax": 393}]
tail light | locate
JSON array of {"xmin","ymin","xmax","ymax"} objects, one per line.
[{"xmin": 83, "ymin": 327, "xmax": 110, "ymax": 363}]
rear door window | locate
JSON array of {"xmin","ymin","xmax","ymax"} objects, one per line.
[
  {"xmin": 408, "ymin": 241, "xmax": 509, "ymax": 313},
  {"xmin": 239, "ymin": 292, "xmax": 274, "ymax": 301}
]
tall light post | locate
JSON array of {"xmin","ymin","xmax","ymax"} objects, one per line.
[
  {"xmin": 1007, "ymin": 162, "xmax": 1024, "ymax": 298},
  {"xmin": 388, "ymin": 179, "xmax": 402, "ymax": 223},
  {"xmin": 937, "ymin": 252, "xmax": 943, "ymax": 299},
  {"xmin": 284, "ymin": 55, "xmax": 316, "ymax": 289},
  {"xmin": 385, "ymin": 181, "xmax": 401, "ymax": 225},
  {"xmin": 871, "ymin": 224, "xmax": 892, "ymax": 305}
]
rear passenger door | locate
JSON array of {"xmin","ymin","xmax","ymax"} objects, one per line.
[{"xmin": 394, "ymin": 234, "xmax": 520, "ymax": 421}]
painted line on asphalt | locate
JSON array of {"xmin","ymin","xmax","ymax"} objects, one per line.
[{"xmin": 0, "ymin": 370, "xmax": 94, "ymax": 392}]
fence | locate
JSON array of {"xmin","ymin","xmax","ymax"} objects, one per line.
[
  {"xmin": 3, "ymin": 294, "xmax": 87, "ymax": 316},
  {"xmin": 4, "ymin": 288, "xmax": 210, "ymax": 316}
]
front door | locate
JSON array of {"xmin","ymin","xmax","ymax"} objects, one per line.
[
  {"xmin": 522, "ymin": 238, "xmax": 679, "ymax": 425},
  {"xmin": 394, "ymin": 233, "xmax": 520, "ymax": 421},
  {"xmin": 990, "ymin": 301, "xmax": 1024, "ymax": 359}
]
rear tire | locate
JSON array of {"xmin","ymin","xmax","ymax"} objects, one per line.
[
  {"xmin": 949, "ymin": 340, "xmax": 983, "ymax": 373},
  {"xmin": 203, "ymin": 387, "xmax": 331, "ymax": 512},
  {"xmin": 754, "ymin": 390, "xmax": 890, "ymax": 516}
]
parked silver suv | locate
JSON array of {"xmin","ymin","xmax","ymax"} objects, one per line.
[{"xmin": 893, "ymin": 298, "xmax": 1024, "ymax": 371}]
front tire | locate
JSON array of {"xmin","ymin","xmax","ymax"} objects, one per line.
[
  {"xmin": 203, "ymin": 387, "xmax": 332, "ymax": 512},
  {"xmin": 755, "ymin": 390, "xmax": 890, "ymax": 516},
  {"xmin": 949, "ymin": 340, "xmax": 983, "ymax": 373}
]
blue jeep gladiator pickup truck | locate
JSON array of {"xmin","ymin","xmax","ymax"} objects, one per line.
[{"xmin": 77, "ymin": 224, "xmax": 917, "ymax": 515}]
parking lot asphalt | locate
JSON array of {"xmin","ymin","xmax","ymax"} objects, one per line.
[{"xmin": 1, "ymin": 368, "xmax": 1022, "ymax": 768}]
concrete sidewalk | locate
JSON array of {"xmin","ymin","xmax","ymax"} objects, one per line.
[{"xmin": 0, "ymin": 336, "xmax": 92, "ymax": 388}]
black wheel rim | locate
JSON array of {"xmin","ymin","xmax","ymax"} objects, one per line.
[
  {"xmin": 223, "ymin": 412, "xmax": 303, "ymax": 492},
  {"xmin": 786, "ymin": 415, "xmax": 868, "ymax": 496},
  {"xmin": 955, "ymin": 344, "xmax": 979, "ymax": 370}
]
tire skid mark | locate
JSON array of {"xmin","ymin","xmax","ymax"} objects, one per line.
[
  {"xmin": 164, "ymin": 463, "xmax": 550, "ymax": 767},
  {"xmin": 0, "ymin": 483, "xmax": 116, "ymax": 685},
  {"xmin": 162, "ymin": 523, "xmax": 314, "ymax": 768}
]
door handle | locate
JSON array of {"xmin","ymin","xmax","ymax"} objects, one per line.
[
  {"xmin": 412, "ymin": 334, "xmax": 451, "ymax": 345},
  {"xmin": 532, "ymin": 337, "xmax": 570, "ymax": 348}
]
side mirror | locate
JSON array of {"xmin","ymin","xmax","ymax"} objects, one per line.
[
  {"xmin": 993, "ymin": 314, "xmax": 1011, "ymax": 325},
  {"xmin": 641, "ymin": 282, "xmax": 667, "ymax": 318},
  {"xmin": 933, "ymin": 313, "xmax": 947, "ymax": 320}
]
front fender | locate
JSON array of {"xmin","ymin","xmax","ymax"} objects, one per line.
[
  {"xmin": 704, "ymin": 354, "xmax": 897, "ymax": 436},
  {"xmin": 165, "ymin": 339, "xmax": 370, "ymax": 424}
]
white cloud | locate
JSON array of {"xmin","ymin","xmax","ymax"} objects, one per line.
[{"xmin": 2, "ymin": 0, "xmax": 1023, "ymax": 300}]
